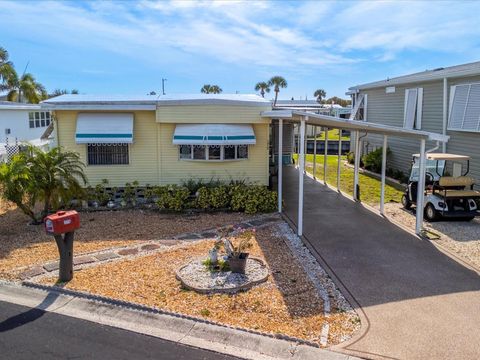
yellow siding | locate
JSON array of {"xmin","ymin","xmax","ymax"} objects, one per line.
[
  {"xmin": 158, "ymin": 123, "xmax": 269, "ymax": 185},
  {"xmin": 56, "ymin": 110, "xmax": 159, "ymax": 187},
  {"xmin": 156, "ymin": 105, "xmax": 271, "ymax": 124}
]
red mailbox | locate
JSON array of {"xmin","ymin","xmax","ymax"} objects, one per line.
[{"xmin": 45, "ymin": 210, "xmax": 80, "ymax": 235}]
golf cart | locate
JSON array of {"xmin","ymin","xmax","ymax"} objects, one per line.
[{"xmin": 402, "ymin": 153, "xmax": 480, "ymax": 221}]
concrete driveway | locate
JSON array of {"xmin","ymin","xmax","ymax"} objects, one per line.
[{"xmin": 282, "ymin": 166, "xmax": 480, "ymax": 359}]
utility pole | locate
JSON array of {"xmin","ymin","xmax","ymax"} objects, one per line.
[{"xmin": 162, "ymin": 78, "xmax": 167, "ymax": 95}]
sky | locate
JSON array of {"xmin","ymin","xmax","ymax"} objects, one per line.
[{"xmin": 1, "ymin": 0, "xmax": 480, "ymax": 100}]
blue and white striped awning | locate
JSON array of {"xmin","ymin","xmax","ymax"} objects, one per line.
[
  {"xmin": 75, "ymin": 113, "xmax": 134, "ymax": 144},
  {"xmin": 173, "ymin": 124, "xmax": 256, "ymax": 145}
]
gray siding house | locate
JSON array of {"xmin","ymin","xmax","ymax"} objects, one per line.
[{"xmin": 348, "ymin": 61, "xmax": 480, "ymax": 186}]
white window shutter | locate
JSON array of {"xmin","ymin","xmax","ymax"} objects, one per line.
[
  {"xmin": 349, "ymin": 94, "xmax": 364, "ymax": 120},
  {"xmin": 363, "ymin": 94, "xmax": 368, "ymax": 122},
  {"xmin": 404, "ymin": 88, "xmax": 418, "ymax": 129},
  {"xmin": 448, "ymin": 84, "xmax": 470, "ymax": 130},
  {"xmin": 415, "ymin": 88, "xmax": 423, "ymax": 129},
  {"xmin": 463, "ymin": 83, "xmax": 480, "ymax": 131}
]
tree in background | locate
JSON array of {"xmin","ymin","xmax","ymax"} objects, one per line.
[
  {"xmin": 0, "ymin": 146, "xmax": 87, "ymax": 223},
  {"xmin": 314, "ymin": 89, "xmax": 326, "ymax": 103},
  {"xmin": 6, "ymin": 72, "xmax": 47, "ymax": 103},
  {"xmin": 0, "ymin": 47, "xmax": 15, "ymax": 92},
  {"xmin": 324, "ymin": 96, "xmax": 351, "ymax": 107},
  {"xmin": 201, "ymin": 84, "xmax": 223, "ymax": 94},
  {"xmin": 268, "ymin": 76, "xmax": 287, "ymax": 106},
  {"xmin": 254, "ymin": 81, "xmax": 270, "ymax": 98},
  {"xmin": 49, "ymin": 89, "xmax": 80, "ymax": 98}
]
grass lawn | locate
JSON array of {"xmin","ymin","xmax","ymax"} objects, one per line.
[
  {"xmin": 293, "ymin": 154, "xmax": 404, "ymax": 206},
  {"xmin": 307, "ymin": 129, "xmax": 350, "ymax": 141}
]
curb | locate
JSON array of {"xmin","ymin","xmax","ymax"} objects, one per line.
[{"xmin": 0, "ymin": 281, "xmax": 358, "ymax": 360}]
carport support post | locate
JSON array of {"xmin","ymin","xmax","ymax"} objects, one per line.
[
  {"xmin": 298, "ymin": 118, "xmax": 306, "ymax": 236},
  {"xmin": 416, "ymin": 139, "xmax": 427, "ymax": 235},
  {"xmin": 353, "ymin": 130, "xmax": 360, "ymax": 201},
  {"xmin": 313, "ymin": 126, "xmax": 317, "ymax": 179},
  {"xmin": 337, "ymin": 129, "xmax": 342, "ymax": 191},
  {"xmin": 380, "ymin": 135, "xmax": 388, "ymax": 215},
  {"xmin": 278, "ymin": 119, "xmax": 283, "ymax": 213},
  {"xmin": 324, "ymin": 128, "xmax": 328, "ymax": 184}
]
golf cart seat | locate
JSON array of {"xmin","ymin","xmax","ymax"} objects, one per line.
[
  {"xmin": 441, "ymin": 190, "xmax": 480, "ymax": 198},
  {"xmin": 438, "ymin": 176, "xmax": 475, "ymax": 188}
]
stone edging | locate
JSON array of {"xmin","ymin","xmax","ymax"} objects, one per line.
[
  {"xmin": 21, "ymin": 280, "xmax": 320, "ymax": 348},
  {"xmin": 176, "ymin": 256, "xmax": 269, "ymax": 294},
  {"xmin": 16, "ymin": 214, "xmax": 282, "ymax": 281}
]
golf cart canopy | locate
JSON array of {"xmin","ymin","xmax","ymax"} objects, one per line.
[{"xmin": 412, "ymin": 153, "xmax": 471, "ymax": 161}]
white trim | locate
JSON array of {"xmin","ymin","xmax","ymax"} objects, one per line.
[
  {"xmin": 298, "ymin": 118, "xmax": 306, "ymax": 236},
  {"xmin": 442, "ymin": 78, "xmax": 448, "ymax": 152},
  {"xmin": 278, "ymin": 119, "xmax": 283, "ymax": 213},
  {"xmin": 363, "ymin": 94, "xmax": 368, "ymax": 122}
]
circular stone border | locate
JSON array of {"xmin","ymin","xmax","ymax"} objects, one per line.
[{"xmin": 176, "ymin": 257, "xmax": 269, "ymax": 294}]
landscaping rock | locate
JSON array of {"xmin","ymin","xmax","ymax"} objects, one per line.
[
  {"xmin": 19, "ymin": 266, "xmax": 45, "ymax": 280},
  {"xmin": 43, "ymin": 262, "xmax": 59, "ymax": 272},
  {"xmin": 94, "ymin": 252, "xmax": 120, "ymax": 262},
  {"xmin": 176, "ymin": 233, "xmax": 202, "ymax": 240},
  {"xmin": 118, "ymin": 248, "xmax": 139, "ymax": 256},
  {"xmin": 141, "ymin": 244, "xmax": 161, "ymax": 251},
  {"xmin": 176, "ymin": 257, "xmax": 269, "ymax": 294},
  {"xmin": 73, "ymin": 256, "xmax": 96, "ymax": 266}
]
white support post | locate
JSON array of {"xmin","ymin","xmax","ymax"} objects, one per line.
[
  {"xmin": 313, "ymin": 126, "xmax": 317, "ymax": 179},
  {"xmin": 416, "ymin": 139, "xmax": 426, "ymax": 235},
  {"xmin": 337, "ymin": 129, "xmax": 342, "ymax": 191},
  {"xmin": 353, "ymin": 130, "xmax": 360, "ymax": 201},
  {"xmin": 380, "ymin": 135, "xmax": 388, "ymax": 215},
  {"xmin": 324, "ymin": 128, "xmax": 328, "ymax": 184},
  {"xmin": 278, "ymin": 119, "xmax": 283, "ymax": 213},
  {"xmin": 442, "ymin": 77, "xmax": 448, "ymax": 153},
  {"xmin": 298, "ymin": 118, "xmax": 306, "ymax": 237},
  {"xmin": 296, "ymin": 124, "xmax": 300, "ymax": 163},
  {"xmin": 304, "ymin": 125, "xmax": 307, "ymax": 173}
]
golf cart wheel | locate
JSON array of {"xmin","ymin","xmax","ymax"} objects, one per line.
[
  {"xmin": 424, "ymin": 203, "xmax": 438, "ymax": 222},
  {"xmin": 401, "ymin": 194, "xmax": 412, "ymax": 210}
]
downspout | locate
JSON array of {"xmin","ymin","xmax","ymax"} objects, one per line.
[{"xmin": 442, "ymin": 77, "xmax": 448, "ymax": 152}]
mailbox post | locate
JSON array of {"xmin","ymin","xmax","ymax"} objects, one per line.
[{"xmin": 45, "ymin": 210, "xmax": 80, "ymax": 282}]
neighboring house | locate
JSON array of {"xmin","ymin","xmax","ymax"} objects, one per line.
[
  {"xmin": 274, "ymin": 99, "xmax": 351, "ymax": 118},
  {"xmin": 0, "ymin": 101, "xmax": 52, "ymax": 161},
  {"xmin": 0, "ymin": 101, "xmax": 52, "ymax": 142},
  {"xmin": 41, "ymin": 94, "xmax": 272, "ymax": 187},
  {"xmin": 348, "ymin": 61, "xmax": 480, "ymax": 184}
]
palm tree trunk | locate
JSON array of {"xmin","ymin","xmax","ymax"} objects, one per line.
[{"xmin": 274, "ymin": 91, "xmax": 278, "ymax": 106}]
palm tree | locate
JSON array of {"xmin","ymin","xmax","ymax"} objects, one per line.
[
  {"xmin": 201, "ymin": 84, "xmax": 223, "ymax": 94},
  {"xmin": 314, "ymin": 89, "xmax": 327, "ymax": 103},
  {"xmin": 254, "ymin": 81, "xmax": 270, "ymax": 98},
  {"xmin": 0, "ymin": 47, "xmax": 15, "ymax": 91},
  {"xmin": 28, "ymin": 146, "xmax": 87, "ymax": 219},
  {"xmin": 6, "ymin": 72, "xmax": 47, "ymax": 103},
  {"xmin": 49, "ymin": 89, "xmax": 80, "ymax": 98},
  {"xmin": 268, "ymin": 76, "xmax": 287, "ymax": 106}
]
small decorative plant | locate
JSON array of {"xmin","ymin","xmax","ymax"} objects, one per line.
[{"xmin": 222, "ymin": 227, "xmax": 254, "ymax": 274}]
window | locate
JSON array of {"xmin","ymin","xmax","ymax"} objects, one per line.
[
  {"xmin": 403, "ymin": 88, "xmax": 423, "ymax": 130},
  {"xmin": 28, "ymin": 111, "xmax": 51, "ymax": 128},
  {"xmin": 87, "ymin": 143, "xmax": 129, "ymax": 165},
  {"xmin": 448, "ymin": 83, "xmax": 480, "ymax": 132},
  {"xmin": 179, "ymin": 145, "xmax": 249, "ymax": 161}
]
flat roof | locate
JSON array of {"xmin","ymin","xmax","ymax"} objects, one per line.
[
  {"xmin": 262, "ymin": 110, "xmax": 449, "ymax": 142},
  {"xmin": 41, "ymin": 93, "xmax": 270, "ymax": 110},
  {"xmin": 349, "ymin": 60, "xmax": 480, "ymax": 91},
  {"xmin": 0, "ymin": 101, "xmax": 41, "ymax": 110}
]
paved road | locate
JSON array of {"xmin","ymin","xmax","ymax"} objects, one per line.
[
  {"xmin": 0, "ymin": 300, "xmax": 240, "ymax": 360},
  {"xmin": 283, "ymin": 166, "xmax": 480, "ymax": 359}
]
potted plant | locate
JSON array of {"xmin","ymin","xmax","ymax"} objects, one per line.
[{"xmin": 223, "ymin": 228, "xmax": 254, "ymax": 274}]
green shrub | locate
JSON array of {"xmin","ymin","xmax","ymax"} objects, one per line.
[
  {"xmin": 209, "ymin": 186, "xmax": 230, "ymax": 209},
  {"xmin": 362, "ymin": 147, "xmax": 391, "ymax": 173},
  {"xmin": 231, "ymin": 185, "xmax": 277, "ymax": 214},
  {"xmin": 196, "ymin": 186, "xmax": 210, "ymax": 209},
  {"xmin": 346, "ymin": 151, "xmax": 355, "ymax": 164},
  {"xmin": 155, "ymin": 185, "xmax": 191, "ymax": 211}
]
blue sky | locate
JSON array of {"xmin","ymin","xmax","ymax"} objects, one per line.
[{"xmin": 2, "ymin": 0, "xmax": 480, "ymax": 100}]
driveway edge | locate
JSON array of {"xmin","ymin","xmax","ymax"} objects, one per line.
[{"xmin": 0, "ymin": 281, "xmax": 358, "ymax": 360}]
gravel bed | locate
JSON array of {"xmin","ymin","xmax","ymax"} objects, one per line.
[
  {"xmin": 385, "ymin": 202, "xmax": 480, "ymax": 270},
  {"xmin": 177, "ymin": 257, "xmax": 269, "ymax": 293}
]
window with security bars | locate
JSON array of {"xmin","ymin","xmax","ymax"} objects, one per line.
[
  {"xmin": 448, "ymin": 83, "xmax": 480, "ymax": 132},
  {"xmin": 87, "ymin": 143, "xmax": 129, "ymax": 165}
]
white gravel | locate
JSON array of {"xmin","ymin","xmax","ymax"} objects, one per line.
[
  {"xmin": 177, "ymin": 257, "xmax": 268, "ymax": 292},
  {"xmin": 385, "ymin": 202, "xmax": 480, "ymax": 270}
]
